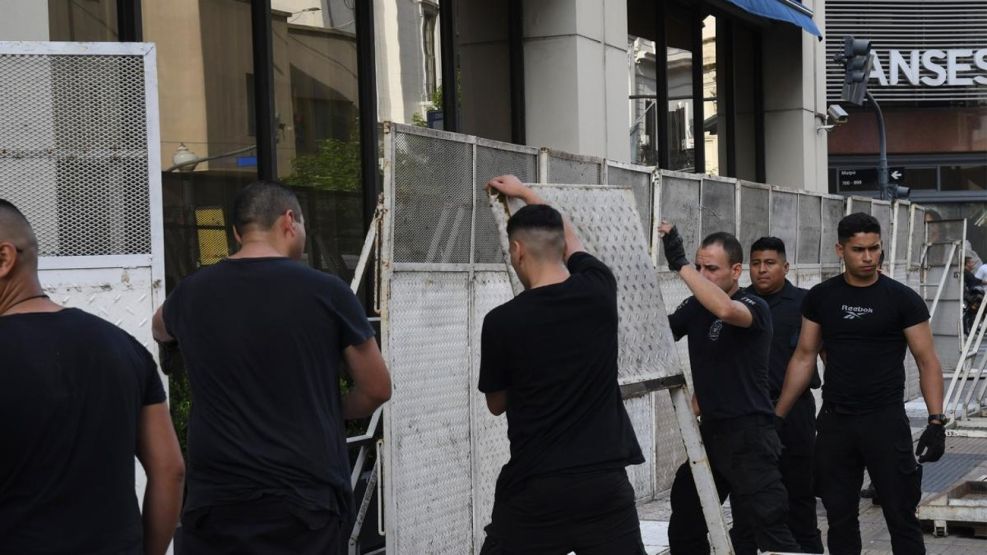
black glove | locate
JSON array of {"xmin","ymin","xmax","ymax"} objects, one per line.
[
  {"xmin": 916, "ymin": 423, "xmax": 945, "ymax": 463},
  {"xmin": 661, "ymin": 225, "xmax": 690, "ymax": 272}
]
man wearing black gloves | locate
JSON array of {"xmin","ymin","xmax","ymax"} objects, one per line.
[
  {"xmin": 776, "ymin": 212, "xmax": 945, "ymax": 555},
  {"xmin": 661, "ymin": 222, "xmax": 799, "ymax": 555},
  {"xmin": 747, "ymin": 237, "xmax": 823, "ymax": 553},
  {"xmin": 479, "ymin": 175, "xmax": 646, "ymax": 554}
]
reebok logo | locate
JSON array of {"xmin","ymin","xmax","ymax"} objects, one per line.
[{"xmin": 842, "ymin": 304, "xmax": 874, "ymax": 320}]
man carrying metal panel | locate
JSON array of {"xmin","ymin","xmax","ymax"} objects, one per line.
[
  {"xmin": 479, "ymin": 175, "xmax": 646, "ymax": 554},
  {"xmin": 747, "ymin": 237, "xmax": 824, "ymax": 553},
  {"xmin": 152, "ymin": 181, "xmax": 391, "ymax": 554},
  {"xmin": 776, "ymin": 212, "xmax": 946, "ymax": 555},
  {"xmin": 0, "ymin": 200, "xmax": 185, "ymax": 555},
  {"xmin": 660, "ymin": 224, "xmax": 800, "ymax": 555}
]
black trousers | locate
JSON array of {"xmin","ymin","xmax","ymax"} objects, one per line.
[
  {"xmin": 778, "ymin": 392, "xmax": 824, "ymax": 553},
  {"xmin": 177, "ymin": 497, "xmax": 348, "ymax": 555},
  {"xmin": 480, "ymin": 468, "xmax": 645, "ymax": 554},
  {"xmin": 668, "ymin": 414, "xmax": 800, "ymax": 555},
  {"xmin": 815, "ymin": 403, "xmax": 925, "ymax": 555}
]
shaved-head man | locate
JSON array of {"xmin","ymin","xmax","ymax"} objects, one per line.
[
  {"xmin": 478, "ymin": 175, "xmax": 645, "ymax": 554},
  {"xmin": 0, "ymin": 200, "xmax": 184, "ymax": 554}
]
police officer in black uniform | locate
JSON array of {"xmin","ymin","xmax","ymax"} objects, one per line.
[
  {"xmin": 776, "ymin": 212, "xmax": 946, "ymax": 555},
  {"xmin": 661, "ymin": 223, "xmax": 800, "ymax": 555},
  {"xmin": 747, "ymin": 237, "xmax": 823, "ymax": 553}
]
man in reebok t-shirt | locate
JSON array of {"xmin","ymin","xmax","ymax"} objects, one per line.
[
  {"xmin": 479, "ymin": 175, "xmax": 645, "ymax": 554},
  {"xmin": 776, "ymin": 212, "xmax": 945, "ymax": 555}
]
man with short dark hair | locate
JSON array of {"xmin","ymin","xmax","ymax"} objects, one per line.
[
  {"xmin": 776, "ymin": 212, "xmax": 945, "ymax": 555},
  {"xmin": 153, "ymin": 181, "xmax": 392, "ymax": 554},
  {"xmin": 661, "ymin": 225, "xmax": 800, "ymax": 555},
  {"xmin": 748, "ymin": 236, "xmax": 823, "ymax": 553},
  {"xmin": 0, "ymin": 200, "xmax": 185, "ymax": 555},
  {"xmin": 479, "ymin": 175, "xmax": 646, "ymax": 554}
]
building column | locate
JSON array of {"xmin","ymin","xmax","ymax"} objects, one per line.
[
  {"xmin": 762, "ymin": 0, "xmax": 828, "ymax": 192},
  {"xmin": 522, "ymin": 0, "xmax": 631, "ymax": 161}
]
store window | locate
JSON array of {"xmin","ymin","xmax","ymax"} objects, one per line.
[
  {"xmin": 941, "ymin": 164, "xmax": 987, "ymax": 191},
  {"xmin": 666, "ymin": 7, "xmax": 695, "ymax": 172},
  {"xmin": 48, "ymin": 0, "xmax": 119, "ymax": 41}
]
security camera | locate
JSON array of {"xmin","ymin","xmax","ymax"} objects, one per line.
[{"xmin": 827, "ymin": 104, "xmax": 849, "ymax": 125}]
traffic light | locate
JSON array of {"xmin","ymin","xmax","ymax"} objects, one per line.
[
  {"xmin": 889, "ymin": 183, "xmax": 910, "ymax": 201},
  {"xmin": 840, "ymin": 36, "xmax": 873, "ymax": 106}
]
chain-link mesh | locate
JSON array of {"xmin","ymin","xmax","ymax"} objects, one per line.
[
  {"xmin": 822, "ymin": 198, "xmax": 844, "ymax": 264},
  {"xmin": 473, "ymin": 145, "xmax": 537, "ymax": 263},
  {"xmin": 545, "ymin": 151, "xmax": 603, "ymax": 184},
  {"xmin": 0, "ymin": 53, "xmax": 150, "ymax": 256},
  {"xmin": 607, "ymin": 164, "xmax": 653, "ymax": 245},
  {"xmin": 769, "ymin": 190, "xmax": 798, "ymax": 259},
  {"xmin": 797, "ymin": 194, "xmax": 821, "ymax": 264},
  {"xmin": 701, "ymin": 178, "xmax": 736, "ymax": 238},
  {"xmin": 392, "ymin": 133, "xmax": 473, "ymax": 263},
  {"xmin": 739, "ymin": 184, "xmax": 770, "ymax": 255}
]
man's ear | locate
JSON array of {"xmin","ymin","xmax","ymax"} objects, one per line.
[{"xmin": 0, "ymin": 243, "xmax": 16, "ymax": 279}]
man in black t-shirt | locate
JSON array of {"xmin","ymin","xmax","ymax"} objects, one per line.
[
  {"xmin": 776, "ymin": 212, "xmax": 945, "ymax": 555},
  {"xmin": 0, "ymin": 200, "xmax": 184, "ymax": 555},
  {"xmin": 661, "ymin": 226, "xmax": 800, "ymax": 555},
  {"xmin": 152, "ymin": 181, "xmax": 392, "ymax": 554},
  {"xmin": 747, "ymin": 236, "xmax": 823, "ymax": 553},
  {"xmin": 478, "ymin": 175, "xmax": 645, "ymax": 554}
]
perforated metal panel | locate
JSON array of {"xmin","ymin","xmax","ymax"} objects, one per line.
[
  {"xmin": 822, "ymin": 198, "xmax": 845, "ymax": 264},
  {"xmin": 871, "ymin": 201, "xmax": 893, "ymax": 249},
  {"xmin": 769, "ymin": 190, "xmax": 798, "ymax": 258},
  {"xmin": 659, "ymin": 172, "xmax": 702, "ymax": 263},
  {"xmin": 544, "ymin": 149, "xmax": 603, "ymax": 184},
  {"xmin": 624, "ymin": 395, "xmax": 656, "ymax": 501},
  {"xmin": 387, "ymin": 271, "xmax": 473, "ymax": 554},
  {"xmin": 607, "ymin": 162, "xmax": 654, "ymax": 245},
  {"xmin": 0, "ymin": 49, "xmax": 151, "ymax": 257},
  {"xmin": 893, "ymin": 203, "xmax": 910, "ymax": 264},
  {"xmin": 654, "ymin": 392, "xmax": 686, "ymax": 491},
  {"xmin": 739, "ymin": 183, "xmax": 770, "ymax": 255},
  {"xmin": 474, "ymin": 143, "xmax": 538, "ymax": 264},
  {"xmin": 797, "ymin": 195, "xmax": 821, "ymax": 264},
  {"xmin": 392, "ymin": 132, "xmax": 473, "ymax": 264},
  {"xmin": 795, "ymin": 267, "xmax": 823, "ymax": 290},
  {"xmin": 849, "ymin": 197, "xmax": 871, "ymax": 216},
  {"xmin": 701, "ymin": 177, "xmax": 737, "ymax": 238},
  {"xmin": 911, "ymin": 206, "xmax": 927, "ymax": 267},
  {"xmin": 469, "ymin": 271, "xmax": 514, "ymax": 546},
  {"xmin": 517, "ymin": 185, "xmax": 681, "ymax": 384}
]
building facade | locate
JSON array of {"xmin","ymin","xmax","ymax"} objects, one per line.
[{"xmin": 825, "ymin": 0, "xmax": 987, "ymax": 254}]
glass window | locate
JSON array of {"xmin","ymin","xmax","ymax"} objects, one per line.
[
  {"xmin": 941, "ymin": 164, "xmax": 987, "ymax": 191},
  {"xmin": 273, "ymin": 1, "xmax": 364, "ymax": 283},
  {"xmin": 901, "ymin": 167, "xmax": 938, "ymax": 190},
  {"xmin": 48, "ymin": 0, "xmax": 119, "ymax": 41},
  {"xmin": 666, "ymin": 11, "xmax": 694, "ymax": 171},
  {"xmin": 628, "ymin": 37, "xmax": 658, "ymax": 166},
  {"xmin": 701, "ymin": 15, "xmax": 720, "ymax": 175}
]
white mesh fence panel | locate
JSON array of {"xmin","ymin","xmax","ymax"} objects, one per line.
[
  {"xmin": 606, "ymin": 162, "xmax": 655, "ymax": 246},
  {"xmin": 700, "ymin": 177, "xmax": 737, "ymax": 238},
  {"xmin": 739, "ymin": 183, "xmax": 770, "ymax": 255},
  {"xmin": 769, "ymin": 190, "xmax": 798, "ymax": 258},
  {"xmin": 797, "ymin": 194, "xmax": 822, "ymax": 265},
  {"xmin": 543, "ymin": 149, "xmax": 604, "ymax": 184},
  {"xmin": 0, "ymin": 51, "xmax": 151, "ymax": 256}
]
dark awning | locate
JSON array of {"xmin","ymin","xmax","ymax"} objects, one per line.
[{"xmin": 722, "ymin": 0, "xmax": 822, "ymax": 38}]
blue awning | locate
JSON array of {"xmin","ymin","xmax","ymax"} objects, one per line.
[{"xmin": 724, "ymin": 0, "xmax": 822, "ymax": 38}]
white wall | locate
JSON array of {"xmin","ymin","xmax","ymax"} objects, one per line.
[{"xmin": 0, "ymin": 0, "xmax": 49, "ymax": 40}]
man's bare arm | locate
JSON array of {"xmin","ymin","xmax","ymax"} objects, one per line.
[
  {"xmin": 677, "ymin": 265, "xmax": 753, "ymax": 328},
  {"xmin": 775, "ymin": 318, "xmax": 823, "ymax": 417},
  {"xmin": 342, "ymin": 338, "xmax": 392, "ymax": 419},
  {"xmin": 487, "ymin": 175, "xmax": 585, "ymax": 260},
  {"xmin": 485, "ymin": 391, "xmax": 507, "ymax": 416},
  {"xmin": 904, "ymin": 320, "xmax": 944, "ymax": 418},
  {"xmin": 151, "ymin": 306, "xmax": 173, "ymax": 343},
  {"xmin": 136, "ymin": 402, "xmax": 185, "ymax": 555}
]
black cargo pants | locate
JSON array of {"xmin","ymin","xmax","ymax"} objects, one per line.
[
  {"xmin": 777, "ymin": 391, "xmax": 824, "ymax": 553},
  {"xmin": 667, "ymin": 414, "xmax": 800, "ymax": 555},
  {"xmin": 815, "ymin": 403, "xmax": 925, "ymax": 555}
]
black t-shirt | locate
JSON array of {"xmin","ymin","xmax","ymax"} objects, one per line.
[
  {"xmin": 0, "ymin": 308, "xmax": 165, "ymax": 554},
  {"xmin": 802, "ymin": 273, "xmax": 929, "ymax": 411},
  {"xmin": 163, "ymin": 257, "xmax": 374, "ymax": 515},
  {"xmin": 668, "ymin": 289, "xmax": 775, "ymax": 421},
  {"xmin": 748, "ymin": 280, "xmax": 821, "ymax": 397},
  {"xmin": 478, "ymin": 252, "xmax": 644, "ymax": 499}
]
